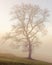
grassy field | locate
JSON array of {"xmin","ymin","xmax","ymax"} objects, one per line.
[
  {"xmin": 0, "ymin": 53, "xmax": 52, "ymax": 65},
  {"xmin": 0, "ymin": 57, "xmax": 52, "ymax": 65}
]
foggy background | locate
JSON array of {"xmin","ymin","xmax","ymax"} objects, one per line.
[{"xmin": 0, "ymin": 0, "xmax": 52, "ymax": 63}]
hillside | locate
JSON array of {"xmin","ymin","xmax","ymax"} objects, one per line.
[
  {"xmin": 0, "ymin": 53, "xmax": 52, "ymax": 65},
  {"xmin": 0, "ymin": 53, "xmax": 17, "ymax": 59}
]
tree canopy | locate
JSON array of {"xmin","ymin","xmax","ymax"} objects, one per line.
[{"xmin": 2, "ymin": 4, "xmax": 49, "ymax": 59}]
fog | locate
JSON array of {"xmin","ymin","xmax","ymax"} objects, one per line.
[{"xmin": 0, "ymin": 0, "xmax": 52, "ymax": 63}]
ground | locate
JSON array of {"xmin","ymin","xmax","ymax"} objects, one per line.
[{"xmin": 0, "ymin": 57, "xmax": 52, "ymax": 65}]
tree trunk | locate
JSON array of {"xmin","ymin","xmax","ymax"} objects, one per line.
[{"xmin": 28, "ymin": 42, "xmax": 32, "ymax": 59}]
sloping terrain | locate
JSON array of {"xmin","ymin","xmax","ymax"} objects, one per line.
[{"xmin": 0, "ymin": 53, "xmax": 52, "ymax": 65}]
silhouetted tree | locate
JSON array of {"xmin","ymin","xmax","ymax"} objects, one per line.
[{"xmin": 2, "ymin": 4, "xmax": 49, "ymax": 59}]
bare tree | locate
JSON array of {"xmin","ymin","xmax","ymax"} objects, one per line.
[{"xmin": 3, "ymin": 4, "xmax": 49, "ymax": 59}]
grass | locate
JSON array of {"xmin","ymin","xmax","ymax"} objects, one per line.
[{"xmin": 0, "ymin": 56, "xmax": 52, "ymax": 65}]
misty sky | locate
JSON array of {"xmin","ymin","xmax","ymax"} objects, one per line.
[{"xmin": 0, "ymin": 0, "xmax": 52, "ymax": 63}]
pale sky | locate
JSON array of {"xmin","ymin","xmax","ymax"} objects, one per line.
[{"xmin": 0, "ymin": 0, "xmax": 52, "ymax": 63}]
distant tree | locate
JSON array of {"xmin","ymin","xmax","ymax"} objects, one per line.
[{"xmin": 2, "ymin": 4, "xmax": 49, "ymax": 59}]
